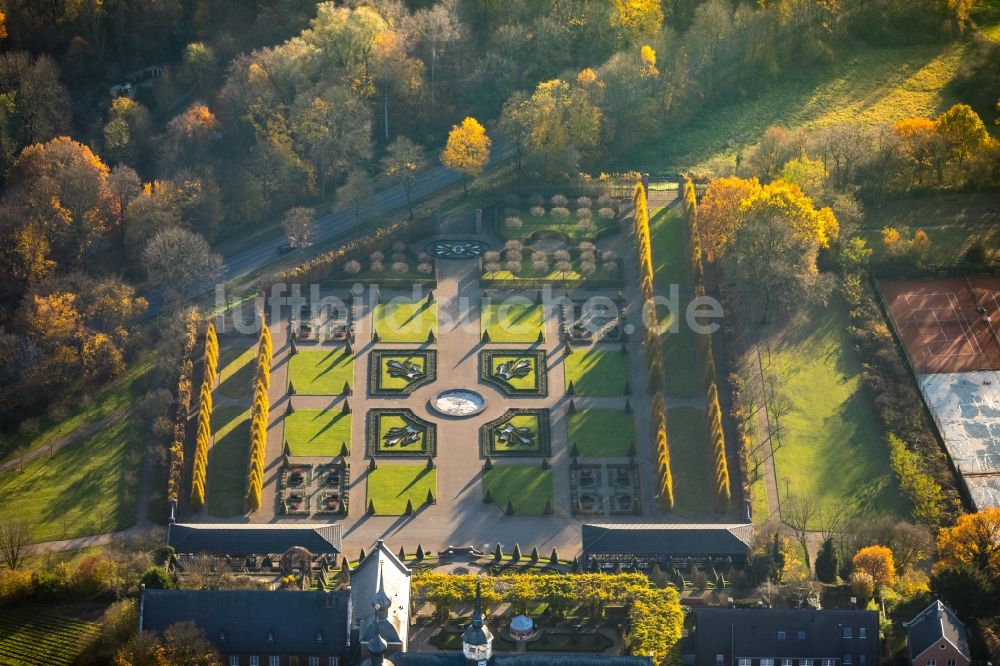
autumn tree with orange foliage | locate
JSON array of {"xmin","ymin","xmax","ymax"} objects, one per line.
[
  {"xmin": 930, "ymin": 507, "xmax": 1000, "ymax": 620},
  {"xmin": 440, "ymin": 117, "xmax": 491, "ymax": 195},
  {"xmin": 852, "ymin": 545, "xmax": 896, "ymax": 591},
  {"xmin": 6, "ymin": 137, "xmax": 112, "ymax": 266},
  {"xmin": 934, "ymin": 507, "xmax": 1000, "ymax": 575},
  {"xmin": 698, "ymin": 177, "xmax": 762, "ymax": 261}
]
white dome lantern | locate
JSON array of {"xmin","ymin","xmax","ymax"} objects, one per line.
[{"xmin": 461, "ymin": 578, "xmax": 493, "ymax": 664}]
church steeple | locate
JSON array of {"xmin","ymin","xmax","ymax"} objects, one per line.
[
  {"xmin": 461, "ymin": 578, "xmax": 493, "ymax": 664},
  {"xmin": 366, "ymin": 621, "xmax": 388, "ymax": 666},
  {"xmin": 371, "ymin": 562, "xmax": 391, "ymax": 615}
]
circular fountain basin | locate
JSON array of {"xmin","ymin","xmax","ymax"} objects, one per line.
[{"xmin": 431, "ymin": 389, "xmax": 486, "ymax": 417}]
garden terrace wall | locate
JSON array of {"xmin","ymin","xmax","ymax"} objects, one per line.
[
  {"xmin": 168, "ymin": 309, "xmax": 201, "ymax": 508},
  {"xmin": 492, "ymin": 213, "xmax": 624, "ymax": 245},
  {"xmin": 683, "ymin": 176, "xmax": 733, "ymax": 512},
  {"xmin": 267, "ymin": 213, "xmax": 437, "ymax": 288},
  {"xmin": 480, "ymin": 275, "xmax": 625, "ymax": 289}
]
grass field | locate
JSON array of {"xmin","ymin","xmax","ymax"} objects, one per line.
[
  {"xmin": 856, "ymin": 192, "xmax": 1000, "ymax": 265},
  {"xmin": 0, "ymin": 415, "xmax": 141, "ymax": 543},
  {"xmin": 567, "ymin": 410, "xmax": 635, "ymax": 458},
  {"xmin": 283, "ymin": 409, "xmax": 351, "ymax": 457},
  {"xmin": 374, "ymin": 299, "xmax": 437, "ymax": 342},
  {"xmin": 564, "ymin": 349, "xmax": 630, "ymax": 396},
  {"xmin": 366, "ymin": 464, "xmax": 436, "ymax": 514},
  {"xmin": 629, "ymin": 42, "xmax": 966, "ymax": 172},
  {"xmin": 650, "ymin": 207, "xmax": 703, "ymax": 399},
  {"xmin": 288, "ymin": 349, "xmax": 354, "ymax": 395},
  {"xmin": 973, "ymin": 0, "xmax": 1000, "ymax": 40},
  {"xmin": 0, "ymin": 358, "xmax": 153, "ymax": 464},
  {"xmin": 0, "ymin": 604, "xmax": 102, "ymax": 666},
  {"xmin": 483, "ymin": 464, "xmax": 552, "ymax": 515},
  {"xmin": 217, "ymin": 343, "xmax": 258, "ymax": 399},
  {"xmin": 207, "ymin": 407, "xmax": 250, "ymax": 517},
  {"xmin": 766, "ymin": 301, "xmax": 907, "ymax": 527},
  {"xmin": 666, "ymin": 408, "xmax": 715, "ymax": 520},
  {"xmin": 482, "ymin": 301, "xmax": 545, "ymax": 342}
]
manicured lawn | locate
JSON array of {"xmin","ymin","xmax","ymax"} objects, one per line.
[
  {"xmin": 661, "ymin": 314, "xmax": 703, "ymax": 399},
  {"xmin": 482, "ymin": 257, "xmax": 622, "ymax": 284},
  {"xmin": 768, "ymin": 301, "xmax": 906, "ymax": 527},
  {"xmin": 564, "ymin": 349, "xmax": 630, "ymax": 396},
  {"xmin": 491, "ymin": 414, "xmax": 544, "ymax": 455},
  {"xmin": 207, "ymin": 407, "xmax": 249, "ymax": 518},
  {"xmin": 650, "ymin": 207, "xmax": 690, "ymax": 290},
  {"xmin": 282, "ymin": 408, "xmax": 351, "ymax": 458},
  {"xmin": 567, "ymin": 410, "xmax": 635, "ymax": 458},
  {"xmin": 217, "ymin": 343, "xmax": 258, "ymax": 399},
  {"xmin": 0, "ymin": 358, "xmax": 154, "ymax": 464},
  {"xmin": 0, "ymin": 415, "xmax": 142, "ymax": 543},
  {"xmin": 287, "ymin": 349, "xmax": 354, "ymax": 395},
  {"xmin": 482, "ymin": 301, "xmax": 545, "ymax": 342},
  {"xmin": 379, "ymin": 353, "xmax": 428, "ymax": 391},
  {"xmin": 483, "ymin": 464, "xmax": 553, "ymax": 515},
  {"xmin": 628, "ymin": 42, "xmax": 966, "ymax": 172},
  {"xmin": 498, "ymin": 209, "xmax": 618, "ymax": 241},
  {"xmin": 366, "ymin": 464, "xmax": 436, "ymax": 515},
  {"xmin": 666, "ymin": 407, "xmax": 715, "ymax": 520},
  {"xmin": 375, "ymin": 413, "xmax": 428, "ymax": 455},
  {"xmin": 649, "ymin": 207, "xmax": 703, "ymax": 399},
  {"xmin": 373, "ymin": 299, "xmax": 437, "ymax": 342},
  {"xmin": 489, "ymin": 354, "xmax": 538, "ymax": 391}
]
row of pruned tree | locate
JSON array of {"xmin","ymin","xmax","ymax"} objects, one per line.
[
  {"xmin": 167, "ymin": 310, "xmax": 200, "ymax": 506},
  {"xmin": 633, "ymin": 182, "xmax": 675, "ymax": 513},
  {"xmin": 682, "ymin": 178, "xmax": 731, "ymax": 512},
  {"xmin": 247, "ymin": 324, "xmax": 272, "ymax": 512},
  {"xmin": 190, "ymin": 323, "xmax": 218, "ymax": 511}
]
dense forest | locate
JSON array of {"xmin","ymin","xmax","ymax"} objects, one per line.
[{"xmin": 0, "ymin": 0, "xmax": 995, "ymax": 431}]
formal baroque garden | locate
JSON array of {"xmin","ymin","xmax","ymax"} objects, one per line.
[{"xmin": 182, "ymin": 184, "xmax": 734, "ymax": 532}]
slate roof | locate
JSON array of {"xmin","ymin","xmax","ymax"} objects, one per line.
[
  {"xmin": 691, "ymin": 608, "xmax": 880, "ymax": 664},
  {"xmin": 167, "ymin": 522, "xmax": 342, "ymax": 555},
  {"xmin": 352, "ymin": 540, "xmax": 412, "ymax": 648},
  {"xmin": 581, "ymin": 523, "xmax": 753, "ymax": 557},
  {"xmin": 906, "ymin": 600, "xmax": 971, "ymax": 660},
  {"xmin": 389, "ymin": 655, "xmax": 651, "ymax": 665},
  {"xmin": 141, "ymin": 589, "xmax": 350, "ymax": 654}
]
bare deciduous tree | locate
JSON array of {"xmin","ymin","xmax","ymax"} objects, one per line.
[
  {"xmin": 0, "ymin": 519, "xmax": 31, "ymax": 569},
  {"xmin": 281, "ymin": 207, "xmax": 315, "ymax": 248},
  {"xmin": 782, "ymin": 496, "xmax": 820, "ymax": 572},
  {"xmin": 143, "ymin": 227, "xmax": 222, "ymax": 301}
]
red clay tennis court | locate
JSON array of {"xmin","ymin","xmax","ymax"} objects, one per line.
[{"xmin": 878, "ymin": 277, "xmax": 1000, "ymax": 374}]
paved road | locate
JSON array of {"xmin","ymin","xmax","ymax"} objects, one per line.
[
  {"xmin": 222, "ymin": 149, "xmax": 509, "ymax": 282},
  {"xmin": 141, "ymin": 150, "xmax": 509, "ymax": 317}
]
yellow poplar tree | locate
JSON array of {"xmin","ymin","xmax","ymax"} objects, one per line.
[
  {"xmin": 440, "ymin": 117, "xmax": 491, "ymax": 195},
  {"xmin": 706, "ymin": 382, "xmax": 730, "ymax": 510},
  {"xmin": 651, "ymin": 393, "xmax": 674, "ymax": 510}
]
